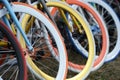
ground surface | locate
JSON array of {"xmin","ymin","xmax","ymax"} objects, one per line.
[{"xmin": 86, "ymin": 54, "xmax": 120, "ymax": 80}]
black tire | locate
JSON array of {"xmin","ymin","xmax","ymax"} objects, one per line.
[{"xmin": 0, "ymin": 21, "xmax": 27, "ymax": 80}]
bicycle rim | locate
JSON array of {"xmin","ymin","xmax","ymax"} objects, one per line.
[{"xmin": 46, "ymin": 1, "xmax": 95, "ymax": 79}]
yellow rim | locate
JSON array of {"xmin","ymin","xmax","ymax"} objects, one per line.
[
  {"xmin": 20, "ymin": 1, "xmax": 95, "ymax": 80},
  {"xmin": 47, "ymin": 2, "xmax": 95, "ymax": 80}
]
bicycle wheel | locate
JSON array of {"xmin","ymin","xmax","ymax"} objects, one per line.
[
  {"xmin": 84, "ymin": 0, "xmax": 120, "ymax": 62},
  {"xmin": 0, "ymin": 2, "xmax": 68, "ymax": 80},
  {"xmin": 0, "ymin": 21, "xmax": 27, "ymax": 80},
  {"xmin": 65, "ymin": 0, "xmax": 109, "ymax": 71},
  {"xmin": 16, "ymin": 0, "xmax": 95, "ymax": 79},
  {"xmin": 31, "ymin": 1, "xmax": 95, "ymax": 79}
]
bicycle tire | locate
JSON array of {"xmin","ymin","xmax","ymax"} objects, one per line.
[
  {"xmin": 84, "ymin": 0, "xmax": 120, "ymax": 62},
  {"xmin": 64, "ymin": 0, "xmax": 109, "ymax": 71},
  {"xmin": 0, "ymin": 21, "xmax": 27, "ymax": 80}
]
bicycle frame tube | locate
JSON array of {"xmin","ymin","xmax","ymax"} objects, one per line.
[
  {"xmin": 0, "ymin": 0, "xmax": 33, "ymax": 50},
  {"xmin": 2, "ymin": 16, "xmax": 12, "ymax": 30}
]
